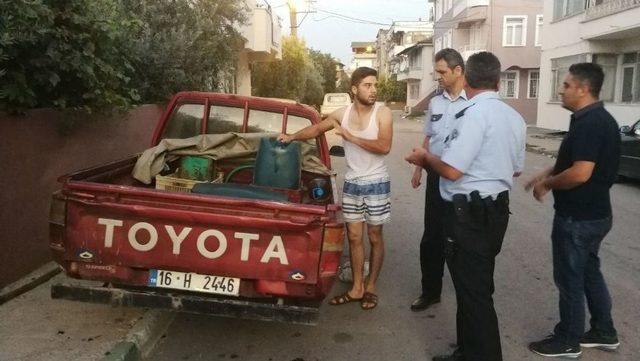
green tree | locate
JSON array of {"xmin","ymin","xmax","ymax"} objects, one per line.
[
  {"xmin": 124, "ymin": 0, "xmax": 247, "ymax": 103},
  {"xmin": 0, "ymin": 0, "xmax": 246, "ymax": 112},
  {"xmin": 308, "ymin": 49, "xmax": 337, "ymax": 95},
  {"xmin": 336, "ymin": 76, "xmax": 351, "ymax": 94},
  {"xmin": 377, "ymin": 74, "xmax": 406, "ymax": 102},
  {"xmin": 251, "ymin": 36, "xmax": 326, "ymax": 108},
  {"xmin": 0, "ymin": 0, "xmax": 140, "ymax": 111}
]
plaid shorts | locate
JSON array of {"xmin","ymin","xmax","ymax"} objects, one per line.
[{"xmin": 342, "ymin": 175, "xmax": 391, "ymax": 225}]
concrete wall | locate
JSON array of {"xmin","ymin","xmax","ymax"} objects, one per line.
[
  {"xmin": 537, "ymin": 0, "xmax": 640, "ymax": 130},
  {"xmin": 489, "ymin": 0, "xmax": 543, "ymax": 70},
  {"xmin": 503, "ymin": 68, "xmax": 539, "ymax": 124},
  {"xmin": 0, "ymin": 105, "xmax": 162, "ymax": 287},
  {"xmin": 434, "ymin": 0, "xmax": 542, "ymax": 123}
]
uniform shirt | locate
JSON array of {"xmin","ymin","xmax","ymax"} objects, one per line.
[
  {"xmin": 439, "ymin": 91, "xmax": 526, "ymax": 201},
  {"xmin": 424, "ymin": 90, "xmax": 469, "ymax": 157},
  {"xmin": 552, "ymin": 101, "xmax": 620, "ymax": 220}
]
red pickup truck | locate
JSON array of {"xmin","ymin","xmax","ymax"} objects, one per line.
[{"xmin": 49, "ymin": 92, "xmax": 345, "ymax": 325}]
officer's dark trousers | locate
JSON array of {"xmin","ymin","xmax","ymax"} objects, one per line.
[
  {"xmin": 444, "ymin": 191, "xmax": 510, "ymax": 361},
  {"xmin": 420, "ymin": 172, "xmax": 446, "ymax": 298}
]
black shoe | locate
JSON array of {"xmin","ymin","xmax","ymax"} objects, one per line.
[
  {"xmin": 411, "ymin": 295, "xmax": 441, "ymax": 311},
  {"xmin": 529, "ymin": 335, "xmax": 581, "ymax": 358},
  {"xmin": 580, "ymin": 329, "xmax": 620, "ymax": 350},
  {"xmin": 432, "ymin": 348, "xmax": 463, "ymax": 361}
]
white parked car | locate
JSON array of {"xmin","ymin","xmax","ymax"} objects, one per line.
[{"xmin": 320, "ymin": 93, "xmax": 351, "ymax": 118}]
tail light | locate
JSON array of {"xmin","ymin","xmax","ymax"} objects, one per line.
[{"xmin": 319, "ymin": 225, "xmax": 344, "ymax": 275}]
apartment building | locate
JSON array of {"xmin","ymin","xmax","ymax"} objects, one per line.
[
  {"xmin": 384, "ymin": 21, "xmax": 434, "ymax": 77},
  {"xmin": 397, "ymin": 41, "xmax": 438, "ymax": 113},
  {"xmin": 430, "ymin": 0, "xmax": 544, "ymax": 124},
  {"xmin": 350, "ymin": 42, "xmax": 377, "ymax": 70},
  {"xmin": 373, "ymin": 21, "xmax": 435, "ymax": 113},
  {"xmin": 538, "ymin": 0, "xmax": 640, "ymax": 130},
  {"xmin": 236, "ymin": 0, "xmax": 283, "ymax": 95}
]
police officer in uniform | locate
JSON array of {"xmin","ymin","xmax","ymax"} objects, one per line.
[
  {"xmin": 411, "ymin": 48, "xmax": 469, "ymax": 311},
  {"xmin": 406, "ymin": 52, "xmax": 526, "ymax": 361}
]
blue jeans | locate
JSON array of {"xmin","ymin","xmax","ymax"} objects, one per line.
[{"xmin": 551, "ymin": 214, "xmax": 617, "ymax": 346}]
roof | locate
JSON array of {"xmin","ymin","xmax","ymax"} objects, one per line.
[
  {"xmin": 351, "ymin": 41, "xmax": 376, "ymax": 48},
  {"xmin": 396, "ymin": 40, "xmax": 433, "ymax": 56}
]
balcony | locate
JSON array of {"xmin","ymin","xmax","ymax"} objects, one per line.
[
  {"xmin": 241, "ymin": 5, "xmax": 282, "ymax": 62},
  {"xmin": 452, "ymin": 0, "xmax": 489, "ymax": 20},
  {"xmin": 585, "ymin": 0, "xmax": 640, "ymax": 21},
  {"xmin": 581, "ymin": 0, "xmax": 640, "ymax": 40},
  {"xmin": 397, "ymin": 67, "xmax": 423, "ymax": 82},
  {"xmin": 457, "ymin": 44, "xmax": 486, "ymax": 60}
]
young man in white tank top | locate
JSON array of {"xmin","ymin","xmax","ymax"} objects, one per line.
[{"xmin": 278, "ymin": 67, "xmax": 393, "ymax": 310}]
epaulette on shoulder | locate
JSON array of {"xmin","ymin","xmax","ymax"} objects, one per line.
[{"xmin": 455, "ymin": 104, "xmax": 475, "ymax": 119}]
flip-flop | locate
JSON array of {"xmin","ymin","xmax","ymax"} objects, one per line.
[
  {"xmin": 328, "ymin": 292, "xmax": 362, "ymax": 306},
  {"xmin": 361, "ymin": 292, "xmax": 378, "ymax": 310}
]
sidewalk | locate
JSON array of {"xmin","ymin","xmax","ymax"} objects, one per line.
[
  {"xmin": 0, "ymin": 273, "xmax": 146, "ymax": 361},
  {"xmin": 525, "ymin": 126, "xmax": 565, "ymax": 158},
  {"xmin": 412, "ymin": 116, "xmax": 564, "ymax": 158},
  {"xmin": 0, "ymin": 269, "xmax": 174, "ymax": 361}
]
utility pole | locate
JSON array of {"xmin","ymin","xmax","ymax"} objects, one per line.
[
  {"xmin": 287, "ymin": 0, "xmax": 315, "ymax": 38},
  {"xmin": 288, "ymin": 1, "xmax": 298, "ymax": 37}
]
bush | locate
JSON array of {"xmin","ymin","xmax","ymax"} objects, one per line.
[
  {"xmin": 0, "ymin": 0, "xmax": 246, "ymax": 113},
  {"xmin": 251, "ymin": 36, "xmax": 331, "ymax": 109}
]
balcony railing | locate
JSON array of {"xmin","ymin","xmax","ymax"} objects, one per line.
[
  {"xmin": 585, "ymin": 0, "xmax": 640, "ymax": 21},
  {"xmin": 452, "ymin": 0, "xmax": 489, "ymax": 19}
]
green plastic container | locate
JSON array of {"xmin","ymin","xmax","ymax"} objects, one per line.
[
  {"xmin": 179, "ymin": 156, "xmax": 215, "ymax": 181},
  {"xmin": 253, "ymin": 138, "xmax": 301, "ymax": 190}
]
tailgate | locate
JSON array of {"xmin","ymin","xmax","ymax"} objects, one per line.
[{"xmin": 61, "ymin": 186, "xmax": 327, "ymax": 286}]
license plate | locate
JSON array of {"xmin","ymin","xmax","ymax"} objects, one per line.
[{"xmin": 148, "ymin": 269, "xmax": 240, "ymax": 296}]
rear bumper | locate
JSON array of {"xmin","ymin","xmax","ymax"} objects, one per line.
[{"xmin": 51, "ymin": 283, "xmax": 320, "ymax": 325}]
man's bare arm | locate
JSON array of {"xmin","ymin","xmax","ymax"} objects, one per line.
[
  {"xmin": 339, "ymin": 106, "xmax": 393, "ymax": 155},
  {"xmin": 524, "ymin": 166, "xmax": 554, "ymax": 190},
  {"xmin": 278, "ymin": 108, "xmax": 344, "ymax": 143}
]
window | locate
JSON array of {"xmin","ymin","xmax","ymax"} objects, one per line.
[
  {"xmin": 409, "ymin": 51, "xmax": 422, "ymax": 70},
  {"xmin": 528, "ymin": 70, "xmax": 540, "ymax": 98},
  {"xmin": 553, "ymin": 0, "xmax": 586, "ymax": 20},
  {"xmin": 207, "ymin": 105, "xmax": 244, "ymax": 134},
  {"xmin": 535, "ymin": 15, "xmax": 543, "ymax": 47},
  {"xmin": 286, "ymin": 114, "xmax": 318, "ymax": 156},
  {"xmin": 247, "ymin": 109, "xmax": 284, "ymax": 133},
  {"xmin": 550, "ymin": 54, "xmax": 587, "ymax": 101},
  {"xmin": 503, "ymin": 16, "xmax": 527, "ymax": 47},
  {"xmin": 442, "ymin": 29, "xmax": 453, "ymax": 49},
  {"xmin": 592, "ymin": 54, "xmax": 617, "ymax": 102},
  {"xmin": 163, "ymin": 103, "xmax": 204, "ymax": 139},
  {"xmin": 622, "ymin": 52, "xmax": 640, "ymax": 103},
  {"xmin": 409, "ymin": 83, "xmax": 420, "ymax": 100},
  {"xmin": 500, "ymin": 71, "xmax": 519, "ymax": 99}
]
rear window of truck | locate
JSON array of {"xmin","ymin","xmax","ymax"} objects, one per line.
[{"xmin": 162, "ymin": 103, "xmax": 318, "ymax": 156}]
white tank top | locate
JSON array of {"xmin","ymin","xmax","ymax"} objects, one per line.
[{"xmin": 341, "ymin": 103, "xmax": 388, "ymax": 180}]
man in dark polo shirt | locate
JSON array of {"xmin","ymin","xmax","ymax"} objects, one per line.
[{"xmin": 526, "ymin": 63, "xmax": 621, "ymax": 359}]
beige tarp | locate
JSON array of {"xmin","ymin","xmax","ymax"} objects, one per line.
[{"xmin": 132, "ymin": 133, "xmax": 332, "ymax": 184}]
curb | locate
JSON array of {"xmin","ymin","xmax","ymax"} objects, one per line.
[
  {"xmin": 0, "ymin": 261, "xmax": 61, "ymax": 305},
  {"xmin": 102, "ymin": 310, "xmax": 175, "ymax": 361},
  {"xmin": 526, "ymin": 143, "xmax": 558, "ymax": 159}
]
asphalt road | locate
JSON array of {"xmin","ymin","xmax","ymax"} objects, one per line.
[{"xmin": 149, "ymin": 114, "xmax": 640, "ymax": 361}]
